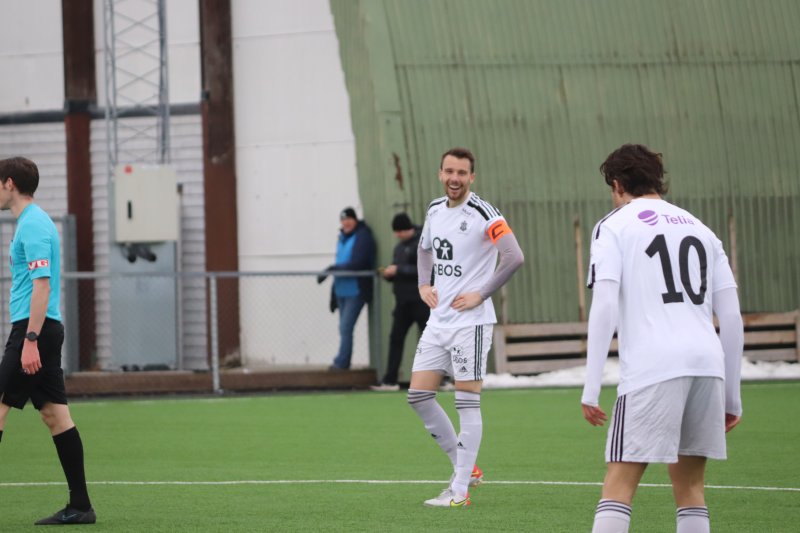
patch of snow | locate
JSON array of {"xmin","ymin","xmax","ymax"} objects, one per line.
[{"xmin": 483, "ymin": 357, "xmax": 800, "ymax": 390}]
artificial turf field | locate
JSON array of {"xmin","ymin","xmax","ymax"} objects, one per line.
[{"xmin": 1, "ymin": 382, "xmax": 798, "ymax": 532}]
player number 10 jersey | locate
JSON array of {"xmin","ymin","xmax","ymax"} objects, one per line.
[{"xmin": 587, "ymin": 198, "xmax": 737, "ymax": 396}]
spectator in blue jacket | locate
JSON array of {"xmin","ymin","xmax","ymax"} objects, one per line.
[{"xmin": 319, "ymin": 207, "xmax": 377, "ymax": 370}]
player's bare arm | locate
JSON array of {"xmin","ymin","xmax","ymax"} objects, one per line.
[{"xmin": 21, "ymin": 277, "xmax": 50, "ymax": 375}]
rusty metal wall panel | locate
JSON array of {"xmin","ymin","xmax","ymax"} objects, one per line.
[{"xmin": 331, "ymin": 0, "xmax": 800, "ymax": 323}]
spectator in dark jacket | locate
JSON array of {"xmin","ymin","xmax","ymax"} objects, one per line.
[
  {"xmin": 319, "ymin": 207, "xmax": 377, "ymax": 370},
  {"xmin": 371, "ymin": 213, "xmax": 429, "ymax": 390}
]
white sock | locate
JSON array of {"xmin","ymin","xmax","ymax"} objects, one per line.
[
  {"xmin": 407, "ymin": 389, "xmax": 458, "ymax": 467},
  {"xmin": 676, "ymin": 506, "xmax": 710, "ymax": 533},
  {"xmin": 451, "ymin": 391, "xmax": 482, "ymax": 496},
  {"xmin": 592, "ymin": 499, "xmax": 631, "ymax": 533}
]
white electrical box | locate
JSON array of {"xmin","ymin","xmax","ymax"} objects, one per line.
[{"xmin": 114, "ymin": 164, "xmax": 179, "ymax": 243}]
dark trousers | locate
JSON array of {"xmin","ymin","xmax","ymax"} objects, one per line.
[{"xmin": 382, "ymin": 299, "xmax": 430, "ymax": 384}]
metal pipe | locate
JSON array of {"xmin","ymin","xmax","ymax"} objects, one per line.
[
  {"xmin": 175, "ymin": 184, "xmax": 184, "ymax": 370},
  {"xmin": 157, "ymin": 0, "xmax": 170, "ymax": 163},
  {"xmin": 370, "ymin": 273, "xmax": 382, "ymax": 380},
  {"xmin": 209, "ymin": 274, "xmax": 221, "ymax": 393}
]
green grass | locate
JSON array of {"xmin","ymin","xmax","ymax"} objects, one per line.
[{"xmin": 1, "ymin": 382, "xmax": 798, "ymax": 531}]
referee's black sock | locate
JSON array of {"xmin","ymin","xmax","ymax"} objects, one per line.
[
  {"xmin": 52, "ymin": 426, "xmax": 92, "ymax": 512},
  {"xmin": 0, "ymin": 429, "xmax": 3, "ymax": 442}
]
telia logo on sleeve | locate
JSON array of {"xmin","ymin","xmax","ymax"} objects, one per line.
[
  {"xmin": 638, "ymin": 210, "xmax": 659, "ymax": 226},
  {"xmin": 28, "ymin": 259, "xmax": 49, "ymax": 270}
]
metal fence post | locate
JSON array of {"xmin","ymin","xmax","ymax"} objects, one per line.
[
  {"xmin": 62, "ymin": 215, "xmax": 80, "ymax": 374},
  {"xmin": 370, "ymin": 272, "xmax": 383, "ymax": 380},
  {"xmin": 209, "ymin": 273, "xmax": 221, "ymax": 394},
  {"xmin": 175, "ymin": 185, "xmax": 184, "ymax": 370}
]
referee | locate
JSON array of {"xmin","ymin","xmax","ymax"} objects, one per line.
[{"xmin": 0, "ymin": 157, "xmax": 96, "ymax": 525}]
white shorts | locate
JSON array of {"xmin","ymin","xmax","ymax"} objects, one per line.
[
  {"xmin": 605, "ymin": 376, "xmax": 727, "ymax": 464},
  {"xmin": 412, "ymin": 324, "xmax": 493, "ymax": 382}
]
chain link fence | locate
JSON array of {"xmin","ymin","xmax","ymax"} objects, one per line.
[
  {"xmin": 61, "ymin": 271, "xmax": 380, "ymax": 383},
  {"xmin": 0, "ymin": 215, "xmax": 382, "ymax": 388},
  {"xmin": 0, "ymin": 270, "xmax": 380, "ymax": 388}
]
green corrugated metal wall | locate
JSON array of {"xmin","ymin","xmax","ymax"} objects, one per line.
[{"xmin": 331, "ymin": 0, "xmax": 800, "ymax": 333}]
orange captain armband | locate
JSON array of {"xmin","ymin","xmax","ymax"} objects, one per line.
[{"xmin": 487, "ymin": 219, "xmax": 512, "ymax": 244}]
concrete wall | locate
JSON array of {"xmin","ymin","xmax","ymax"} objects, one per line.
[
  {"xmin": 0, "ymin": 0, "xmax": 64, "ymax": 112},
  {"xmin": 231, "ymin": 0, "xmax": 367, "ymax": 367}
]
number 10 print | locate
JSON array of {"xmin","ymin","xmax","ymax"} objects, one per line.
[{"xmin": 645, "ymin": 234, "xmax": 708, "ymax": 305}]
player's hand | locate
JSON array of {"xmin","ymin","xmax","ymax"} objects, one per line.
[
  {"xmin": 382, "ymin": 265, "xmax": 397, "ymax": 279},
  {"xmin": 21, "ymin": 340, "xmax": 42, "ymax": 375},
  {"xmin": 419, "ymin": 285, "xmax": 438, "ymax": 309},
  {"xmin": 582, "ymin": 403, "xmax": 607, "ymax": 426},
  {"xmin": 725, "ymin": 413, "xmax": 741, "ymax": 433},
  {"xmin": 451, "ymin": 292, "xmax": 483, "ymax": 312}
]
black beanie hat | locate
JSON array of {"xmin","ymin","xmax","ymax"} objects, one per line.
[
  {"xmin": 340, "ymin": 207, "xmax": 358, "ymax": 220},
  {"xmin": 391, "ymin": 213, "xmax": 413, "ymax": 231}
]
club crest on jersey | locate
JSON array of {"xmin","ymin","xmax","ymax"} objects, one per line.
[
  {"xmin": 28, "ymin": 259, "xmax": 49, "ymax": 270},
  {"xmin": 459, "ymin": 221, "xmax": 468, "ymax": 232}
]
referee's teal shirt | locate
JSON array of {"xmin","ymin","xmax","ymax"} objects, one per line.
[{"xmin": 9, "ymin": 204, "xmax": 61, "ymax": 322}]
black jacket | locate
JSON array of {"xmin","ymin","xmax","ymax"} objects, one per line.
[{"xmin": 388, "ymin": 226, "xmax": 423, "ymax": 303}]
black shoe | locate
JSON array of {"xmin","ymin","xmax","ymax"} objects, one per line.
[
  {"xmin": 35, "ymin": 505, "xmax": 96, "ymax": 525},
  {"xmin": 328, "ymin": 365, "xmax": 346, "ymax": 372}
]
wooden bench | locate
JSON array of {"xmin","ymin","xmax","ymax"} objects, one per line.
[
  {"xmin": 492, "ymin": 322, "xmax": 606, "ymax": 374},
  {"xmin": 741, "ymin": 311, "xmax": 800, "ymax": 362},
  {"xmin": 493, "ymin": 310, "xmax": 799, "ymax": 375}
]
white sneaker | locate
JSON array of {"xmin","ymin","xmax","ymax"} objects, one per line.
[
  {"xmin": 369, "ymin": 383, "xmax": 400, "ymax": 392},
  {"xmin": 423, "ymin": 488, "xmax": 470, "ymax": 508}
]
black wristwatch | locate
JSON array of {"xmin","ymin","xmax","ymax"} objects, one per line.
[{"xmin": 25, "ymin": 331, "xmax": 39, "ymax": 342}]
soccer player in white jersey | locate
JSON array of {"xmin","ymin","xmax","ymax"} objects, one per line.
[
  {"xmin": 582, "ymin": 144, "xmax": 744, "ymax": 533},
  {"xmin": 408, "ymin": 147, "xmax": 524, "ymax": 508}
]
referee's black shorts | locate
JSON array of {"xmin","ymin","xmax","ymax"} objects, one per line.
[{"xmin": 0, "ymin": 318, "xmax": 68, "ymax": 410}]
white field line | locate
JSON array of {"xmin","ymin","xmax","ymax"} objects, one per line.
[{"xmin": 0, "ymin": 479, "xmax": 798, "ymax": 492}]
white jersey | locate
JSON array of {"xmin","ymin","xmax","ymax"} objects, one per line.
[
  {"xmin": 587, "ymin": 198, "xmax": 737, "ymax": 396},
  {"xmin": 420, "ymin": 192, "xmax": 510, "ymax": 328}
]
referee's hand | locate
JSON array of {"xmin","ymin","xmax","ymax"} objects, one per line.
[{"xmin": 21, "ymin": 341, "xmax": 42, "ymax": 375}]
